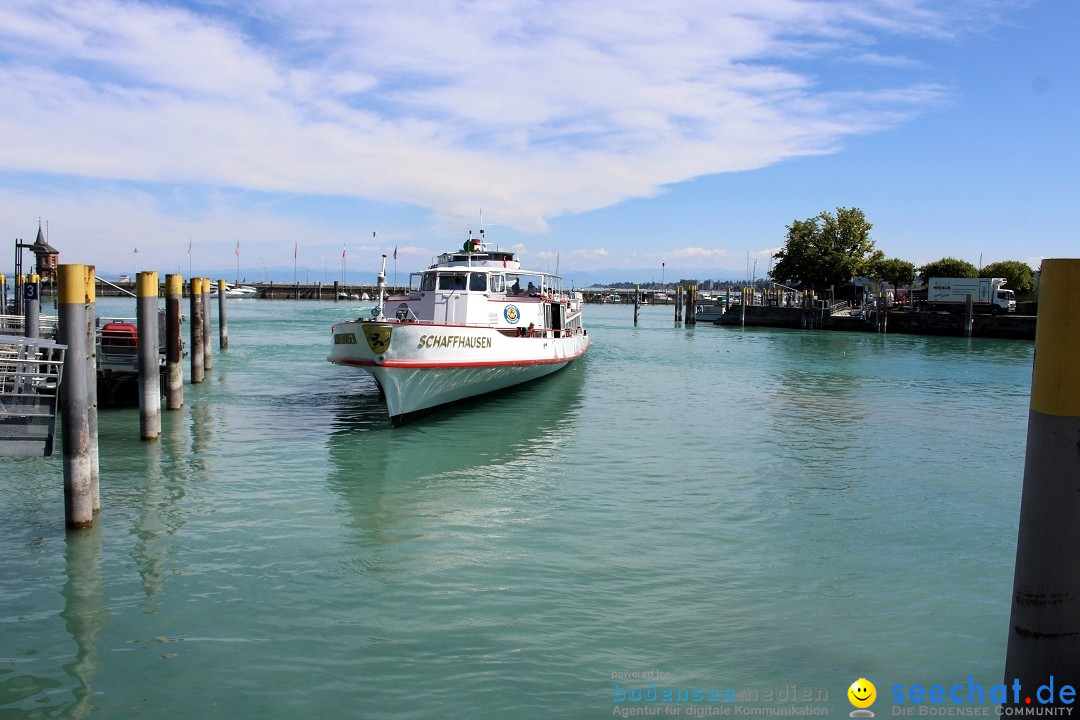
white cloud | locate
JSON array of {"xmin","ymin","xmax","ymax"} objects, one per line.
[
  {"xmin": 665, "ymin": 247, "xmax": 734, "ymax": 260},
  {"xmin": 0, "ymin": 0, "xmax": 1022, "ymax": 268}
]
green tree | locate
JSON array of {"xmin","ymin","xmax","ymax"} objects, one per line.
[
  {"xmin": 917, "ymin": 257, "xmax": 977, "ymax": 283},
  {"xmin": 874, "ymin": 258, "xmax": 916, "ymax": 294},
  {"xmin": 980, "ymin": 260, "xmax": 1036, "ymax": 293},
  {"xmin": 770, "ymin": 207, "xmax": 880, "ymax": 290}
]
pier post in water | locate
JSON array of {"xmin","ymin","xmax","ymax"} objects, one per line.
[
  {"xmin": 57, "ymin": 264, "xmax": 95, "ymax": 529},
  {"xmin": 201, "ymin": 278, "xmax": 212, "ymax": 371},
  {"xmin": 190, "ymin": 277, "xmax": 205, "ymax": 384},
  {"xmin": 633, "ymin": 285, "xmax": 639, "ymax": 325},
  {"xmin": 83, "ymin": 266, "xmax": 100, "ymax": 513},
  {"xmin": 964, "ymin": 293, "xmax": 974, "ymax": 337},
  {"xmin": 165, "ymin": 274, "xmax": 184, "ymax": 409},
  {"xmin": 218, "ymin": 279, "xmax": 229, "ymax": 349},
  {"xmin": 686, "ymin": 285, "xmax": 696, "ymax": 326},
  {"xmin": 136, "ymin": 271, "xmax": 161, "ymax": 441},
  {"xmin": 23, "ymin": 274, "xmax": 40, "ymax": 338},
  {"xmin": 1005, "ymin": 258, "xmax": 1080, "ymax": 690}
]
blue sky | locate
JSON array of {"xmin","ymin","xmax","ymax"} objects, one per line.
[{"xmin": 0, "ymin": 0, "xmax": 1074, "ymax": 284}]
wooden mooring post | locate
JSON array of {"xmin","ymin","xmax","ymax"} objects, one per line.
[
  {"xmin": 23, "ymin": 274, "xmax": 39, "ymax": 338},
  {"xmin": 964, "ymin": 294, "xmax": 974, "ymax": 338},
  {"xmin": 137, "ymin": 271, "xmax": 161, "ymax": 441},
  {"xmin": 57, "ymin": 264, "xmax": 96, "ymax": 529},
  {"xmin": 190, "ymin": 277, "xmax": 204, "ymax": 384},
  {"xmin": 201, "ymin": 278, "xmax": 212, "ymax": 371},
  {"xmin": 218, "ymin": 279, "xmax": 229, "ymax": 349},
  {"xmin": 633, "ymin": 285, "xmax": 639, "ymax": 325},
  {"xmin": 165, "ymin": 274, "xmax": 184, "ymax": 409},
  {"xmin": 83, "ymin": 266, "xmax": 100, "ymax": 513},
  {"xmin": 1004, "ymin": 258, "xmax": 1080, "ymax": 693}
]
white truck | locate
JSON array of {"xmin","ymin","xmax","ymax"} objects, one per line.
[{"xmin": 925, "ymin": 277, "xmax": 1016, "ymax": 314}]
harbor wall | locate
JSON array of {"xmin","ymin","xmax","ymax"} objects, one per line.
[{"xmin": 714, "ymin": 305, "xmax": 1036, "ymax": 340}]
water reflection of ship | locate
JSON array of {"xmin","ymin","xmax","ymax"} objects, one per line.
[
  {"xmin": 329, "ymin": 360, "xmax": 586, "ymax": 482},
  {"xmin": 326, "ymin": 361, "xmax": 587, "ymax": 542}
]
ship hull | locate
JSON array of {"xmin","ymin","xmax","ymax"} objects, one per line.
[{"xmin": 329, "ymin": 320, "xmax": 589, "ymax": 425}]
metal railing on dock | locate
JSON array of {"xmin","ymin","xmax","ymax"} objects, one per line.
[
  {"xmin": 0, "ymin": 314, "xmax": 59, "ymax": 338},
  {"xmin": 0, "ymin": 334, "xmax": 67, "ymax": 457}
]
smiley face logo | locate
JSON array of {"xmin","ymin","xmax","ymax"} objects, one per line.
[{"xmin": 848, "ymin": 678, "xmax": 876, "ymax": 714}]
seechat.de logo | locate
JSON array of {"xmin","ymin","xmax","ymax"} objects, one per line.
[{"xmin": 849, "ymin": 678, "xmax": 877, "ymax": 717}]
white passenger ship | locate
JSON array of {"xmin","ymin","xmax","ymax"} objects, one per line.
[{"xmin": 328, "ymin": 232, "xmax": 590, "ymax": 425}]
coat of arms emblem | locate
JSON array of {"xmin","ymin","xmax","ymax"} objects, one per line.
[{"xmin": 364, "ymin": 325, "xmax": 393, "ymax": 353}]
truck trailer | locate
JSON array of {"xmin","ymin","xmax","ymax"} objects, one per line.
[{"xmin": 925, "ymin": 277, "xmax": 1016, "ymax": 314}]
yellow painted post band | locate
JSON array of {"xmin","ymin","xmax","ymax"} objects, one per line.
[
  {"xmin": 84, "ymin": 265, "xmax": 96, "ymax": 302},
  {"xmin": 191, "ymin": 277, "xmax": 201, "ymax": 295},
  {"xmin": 168, "ymin": 274, "xmax": 183, "ymax": 297},
  {"xmin": 219, "ymin": 279, "xmax": 226, "ymax": 294},
  {"xmin": 1030, "ymin": 259, "xmax": 1080, "ymax": 417},
  {"xmin": 30, "ymin": 273, "xmax": 39, "ymax": 283},
  {"xmin": 58, "ymin": 264, "xmax": 87, "ymax": 305},
  {"xmin": 137, "ymin": 271, "xmax": 159, "ymax": 297}
]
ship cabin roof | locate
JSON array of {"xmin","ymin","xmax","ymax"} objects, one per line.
[{"xmin": 434, "ymin": 241, "xmax": 521, "ymax": 270}]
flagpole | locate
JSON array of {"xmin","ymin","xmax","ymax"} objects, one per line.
[
  {"xmin": 235, "ymin": 239, "xmax": 240, "ymax": 285},
  {"xmin": 293, "ymin": 241, "xmax": 297, "ymax": 285}
]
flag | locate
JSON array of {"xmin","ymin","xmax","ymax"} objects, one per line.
[
  {"xmin": 393, "ymin": 246, "xmax": 398, "ymax": 260},
  {"xmin": 187, "ymin": 238, "xmax": 192, "ymax": 255},
  {"xmin": 342, "ymin": 244, "xmax": 346, "ymax": 258},
  {"xmin": 294, "ymin": 241, "xmax": 298, "ymax": 259},
  {"xmin": 235, "ymin": 239, "xmax": 240, "ymax": 256}
]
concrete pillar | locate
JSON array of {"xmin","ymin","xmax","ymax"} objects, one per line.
[{"xmin": 1005, "ymin": 258, "xmax": 1080, "ymax": 693}]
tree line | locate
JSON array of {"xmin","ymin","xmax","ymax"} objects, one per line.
[{"xmin": 768, "ymin": 207, "xmax": 1037, "ymax": 295}]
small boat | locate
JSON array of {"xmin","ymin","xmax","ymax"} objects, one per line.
[
  {"xmin": 328, "ymin": 232, "xmax": 590, "ymax": 426},
  {"xmin": 209, "ymin": 283, "xmax": 258, "ymax": 298}
]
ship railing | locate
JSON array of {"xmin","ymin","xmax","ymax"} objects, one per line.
[{"xmin": 97, "ymin": 311, "xmax": 169, "ymax": 373}]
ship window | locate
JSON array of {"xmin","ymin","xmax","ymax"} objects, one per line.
[
  {"xmin": 420, "ymin": 272, "xmax": 436, "ymax": 291},
  {"xmin": 470, "ymin": 273, "xmax": 487, "ymax": 291},
  {"xmin": 490, "ymin": 275, "xmax": 505, "ymax": 293},
  {"xmin": 438, "ymin": 273, "xmax": 467, "ymax": 290}
]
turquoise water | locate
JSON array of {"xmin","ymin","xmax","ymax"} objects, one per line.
[{"xmin": 1, "ymin": 299, "xmax": 1035, "ymax": 718}]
